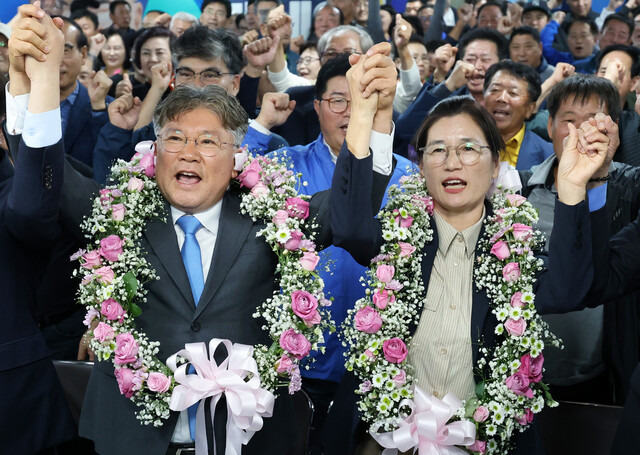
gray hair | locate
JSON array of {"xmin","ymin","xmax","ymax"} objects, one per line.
[
  {"xmin": 154, "ymin": 85, "xmax": 248, "ymax": 146},
  {"xmin": 171, "ymin": 26, "xmax": 243, "ymax": 75},
  {"xmin": 170, "ymin": 12, "xmax": 198, "ymax": 29},
  {"xmin": 317, "ymin": 25, "xmax": 373, "ymax": 55}
]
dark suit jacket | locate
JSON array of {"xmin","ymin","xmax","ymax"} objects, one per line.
[
  {"xmin": 516, "ymin": 129, "xmax": 554, "ymax": 171},
  {"xmin": 64, "ymin": 82, "xmax": 111, "ymax": 168},
  {"xmin": 56, "ymin": 144, "xmax": 338, "ymax": 454},
  {"xmin": 0, "ymin": 140, "xmax": 75, "ymax": 453},
  {"xmin": 325, "ymin": 149, "xmax": 595, "ymax": 454}
]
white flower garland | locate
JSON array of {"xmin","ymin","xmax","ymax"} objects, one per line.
[
  {"xmin": 343, "ymin": 176, "xmax": 560, "ymax": 454},
  {"xmin": 74, "ymin": 144, "xmax": 332, "ymax": 426}
]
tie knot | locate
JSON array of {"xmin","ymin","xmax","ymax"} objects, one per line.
[{"xmin": 177, "ymin": 215, "xmax": 203, "ymax": 236}]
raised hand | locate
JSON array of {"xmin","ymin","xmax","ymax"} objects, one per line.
[
  {"xmin": 149, "ymin": 61, "xmax": 172, "ymax": 91},
  {"xmin": 550, "ymin": 62, "xmax": 575, "ymax": 84},
  {"xmin": 88, "ymin": 70, "xmax": 114, "ymax": 110},
  {"xmin": 264, "ymin": 5, "xmax": 292, "ymax": 42},
  {"xmin": 345, "ymin": 51, "xmax": 379, "ymax": 158},
  {"xmin": 153, "ymin": 13, "xmax": 172, "ymax": 28},
  {"xmin": 585, "ymin": 113, "xmax": 619, "ymax": 181},
  {"xmin": 444, "ymin": 60, "xmax": 475, "ymax": 92},
  {"xmin": 89, "ymin": 33, "xmax": 106, "ymax": 57},
  {"xmin": 433, "ymin": 44, "xmax": 457, "ymax": 83},
  {"xmin": 115, "ymin": 73, "xmax": 133, "ymax": 98},
  {"xmin": 240, "ymin": 29, "xmax": 260, "ymax": 46},
  {"xmin": 497, "ymin": 14, "xmax": 514, "ymax": 37},
  {"xmin": 359, "ymin": 42, "xmax": 397, "ymax": 115},
  {"xmin": 551, "ymin": 11, "xmax": 565, "ymax": 25},
  {"xmin": 601, "ymin": 59, "xmax": 625, "ymax": 91},
  {"xmin": 393, "ymin": 14, "xmax": 412, "ymax": 51},
  {"xmin": 108, "ymin": 93, "xmax": 142, "ymax": 131},
  {"xmin": 243, "ymin": 36, "xmax": 280, "ymax": 71},
  {"xmin": 255, "ymin": 92, "xmax": 296, "ymax": 130}
]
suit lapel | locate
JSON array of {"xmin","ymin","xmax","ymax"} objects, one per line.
[
  {"xmin": 143, "ymin": 203, "xmax": 195, "ymax": 308},
  {"xmin": 194, "ymin": 189, "xmax": 253, "ymax": 319},
  {"xmin": 471, "ymin": 201, "xmax": 494, "ymax": 365}
]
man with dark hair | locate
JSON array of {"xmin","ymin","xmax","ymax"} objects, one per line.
[
  {"xmin": 510, "ymin": 26, "xmax": 555, "ymax": 83},
  {"xmin": 599, "ymin": 13, "xmax": 634, "ymax": 49},
  {"xmin": 103, "ymin": 0, "xmax": 136, "ymax": 48},
  {"xmin": 70, "ymin": 8, "xmax": 99, "ymax": 40},
  {"xmin": 483, "ymin": 60, "xmax": 553, "ymax": 169},
  {"xmin": 476, "ymin": 1, "xmax": 504, "ymax": 30},
  {"xmin": 519, "ymin": 73, "xmax": 640, "ymax": 406},
  {"xmin": 522, "ymin": 0, "xmax": 551, "ymax": 33},
  {"xmin": 200, "ymin": 0, "xmax": 232, "ymax": 29},
  {"xmin": 243, "ymin": 53, "xmax": 414, "ymax": 455},
  {"xmin": 542, "ymin": 15, "xmax": 599, "ymax": 74}
]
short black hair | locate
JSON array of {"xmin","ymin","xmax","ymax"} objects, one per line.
[
  {"xmin": 510, "ymin": 26, "xmax": 541, "ymax": 44},
  {"xmin": 202, "ymin": 0, "xmax": 232, "ymax": 18},
  {"xmin": 477, "ymin": 1, "xmax": 506, "ymax": 18},
  {"xmin": 132, "ymin": 27, "xmax": 175, "ymax": 69},
  {"xmin": 54, "ymin": 16, "xmax": 88, "ymax": 49},
  {"xmin": 235, "ymin": 13, "xmax": 246, "ymax": 28},
  {"xmin": 172, "ymin": 26, "xmax": 242, "ymax": 74},
  {"xmin": 70, "ymin": 8, "xmax": 99, "ymax": 29},
  {"xmin": 109, "ymin": 0, "xmax": 130, "ymax": 15},
  {"xmin": 425, "ymin": 38, "xmax": 446, "ymax": 53},
  {"xmin": 563, "ymin": 16, "xmax": 598, "ymax": 37},
  {"xmin": 413, "ymin": 96, "xmax": 504, "ymax": 162},
  {"xmin": 97, "ymin": 28, "xmax": 131, "ymax": 70},
  {"xmin": 458, "ymin": 27, "xmax": 508, "ymax": 60},
  {"xmin": 597, "ymin": 44, "xmax": 640, "ymax": 78},
  {"xmin": 547, "ymin": 73, "xmax": 621, "ymax": 123},
  {"xmin": 602, "ymin": 13, "xmax": 634, "ymax": 36},
  {"xmin": 315, "ymin": 54, "xmax": 351, "ymax": 100},
  {"xmin": 483, "ymin": 60, "xmax": 542, "ymax": 103}
]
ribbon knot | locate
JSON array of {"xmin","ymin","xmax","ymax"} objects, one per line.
[
  {"xmin": 167, "ymin": 339, "xmax": 275, "ymax": 455},
  {"xmin": 370, "ymin": 386, "xmax": 476, "ymax": 455}
]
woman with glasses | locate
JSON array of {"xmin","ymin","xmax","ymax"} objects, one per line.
[
  {"xmin": 296, "ymin": 43, "xmax": 322, "ymax": 80},
  {"xmin": 327, "ymin": 93, "xmax": 610, "ymax": 454}
]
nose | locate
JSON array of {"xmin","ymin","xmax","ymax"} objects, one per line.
[
  {"xmin": 497, "ymin": 89, "xmax": 508, "ymax": 102},
  {"xmin": 443, "ymin": 149, "xmax": 463, "ymax": 170}
]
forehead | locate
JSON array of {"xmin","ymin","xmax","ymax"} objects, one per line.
[
  {"xmin": 142, "ymin": 36, "xmax": 170, "ymax": 50},
  {"xmin": 114, "ymin": 3, "xmax": 130, "ymax": 12},
  {"xmin": 523, "ymin": 10, "xmax": 546, "ymax": 19},
  {"xmin": 328, "ymin": 32, "xmax": 361, "ymax": 50},
  {"xmin": 464, "ymin": 39, "xmax": 498, "ymax": 57},
  {"xmin": 480, "ymin": 5, "xmax": 502, "ymax": 16},
  {"xmin": 164, "ymin": 108, "xmax": 228, "ymax": 133},
  {"xmin": 600, "ymin": 50, "xmax": 632, "ymax": 69},
  {"xmin": 511, "ymin": 33, "xmax": 537, "ymax": 45},
  {"xmin": 301, "ymin": 47, "xmax": 319, "ymax": 57},
  {"xmin": 106, "ymin": 34, "xmax": 124, "ymax": 45},
  {"xmin": 178, "ymin": 56, "xmax": 229, "ymax": 71},
  {"xmin": 317, "ymin": 6, "xmax": 340, "ymax": 17},
  {"xmin": 426, "ymin": 114, "xmax": 486, "ymax": 142},
  {"xmin": 407, "ymin": 42, "xmax": 427, "ymax": 53},
  {"xmin": 557, "ymin": 94, "xmax": 607, "ymax": 115},
  {"xmin": 322, "ymin": 75, "xmax": 348, "ymax": 96},
  {"xmin": 205, "ymin": 2, "xmax": 227, "ymax": 10},
  {"xmin": 568, "ymin": 22, "xmax": 592, "ymax": 34},
  {"xmin": 62, "ymin": 23, "xmax": 82, "ymax": 47},
  {"xmin": 488, "ymin": 70, "xmax": 528, "ymax": 89},
  {"xmin": 604, "ymin": 18, "xmax": 630, "ymax": 32}
]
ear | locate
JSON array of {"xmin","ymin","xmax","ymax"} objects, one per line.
[
  {"xmin": 547, "ymin": 114, "xmax": 553, "ymax": 142},
  {"xmin": 492, "ymin": 157, "xmax": 500, "ymax": 179},
  {"xmin": 524, "ymin": 100, "xmax": 536, "ymax": 120},
  {"xmin": 313, "ymin": 99, "xmax": 321, "ymax": 116},
  {"xmin": 231, "ymin": 74, "xmax": 241, "ymax": 97},
  {"xmin": 80, "ymin": 45, "xmax": 88, "ymax": 64}
]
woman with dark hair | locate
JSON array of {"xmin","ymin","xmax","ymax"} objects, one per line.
[
  {"xmin": 129, "ymin": 26, "xmax": 175, "ymax": 101},
  {"xmin": 380, "ymin": 4, "xmax": 397, "ymax": 41},
  {"xmin": 327, "ymin": 92, "xmax": 610, "ymax": 454},
  {"xmin": 97, "ymin": 29, "xmax": 130, "ymax": 77}
]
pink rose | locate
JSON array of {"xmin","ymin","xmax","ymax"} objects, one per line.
[
  {"xmin": 473, "ymin": 406, "xmax": 489, "ymax": 422},
  {"xmin": 394, "ymin": 210, "xmax": 414, "ymax": 228},
  {"xmin": 100, "ymin": 298, "xmax": 126, "ymax": 321},
  {"xmin": 364, "ymin": 349, "xmax": 375, "ymax": 358},
  {"xmin": 127, "ymin": 177, "xmax": 145, "ymax": 192},
  {"xmin": 510, "ymin": 292, "xmax": 525, "ymax": 307},
  {"xmin": 291, "ymin": 290, "xmax": 321, "ymax": 327},
  {"xmin": 490, "ymin": 240, "xmax": 511, "ymax": 260},
  {"xmin": 279, "ymin": 329, "xmax": 311, "ymax": 360},
  {"xmin": 506, "ymin": 194, "xmax": 526, "ymax": 207},
  {"xmin": 512, "ymin": 223, "xmax": 533, "ymax": 241},
  {"xmin": 275, "ymin": 354, "xmax": 293, "ymax": 374},
  {"xmin": 272, "ymin": 210, "xmax": 289, "ymax": 226},
  {"xmin": 285, "ymin": 230, "xmax": 303, "ymax": 251},
  {"xmin": 398, "ymin": 242, "xmax": 416, "ymax": 257},
  {"xmin": 99, "ymin": 235, "xmax": 124, "ymax": 262},
  {"xmin": 93, "ymin": 321, "xmax": 115, "ymax": 342},
  {"xmin": 372, "ymin": 289, "xmax": 395, "ymax": 310},
  {"xmin": 115, "ymin": 367, "xmax": 136, "ymax": 398},
  {"xmin": 114, "ymin": 333, "xmax": 139, "ymax": 365},
  {"xmin": 505, "ymin": 372, "xmax": 534, "ymax": 398},
  {"xmin": 234, "ymin": 150, "xmax": 249, "ymax": 171},
  {"xmin": 94, "ymin": 266, "xmax": 115, "ymax": 284},
  {"xmin": 382, "ymin": 337, "xmax": 408, "ymax": 364},
  {"xmin": 412, "ymin": 195, "xmax": 434, "ymax": 214},
  {"xmin": 519, "ymin": 353, "xmax": 544, "ymax": 383},
  {"xmin": 299, "ymin": 252, "xmax": 320, "ymax": 271},
  {"xmin": 139, "ymin": 152, "xmax": 155, "ymax": 177},
  {"xmin": 504, "ymin": 318, "xmax": 527, "ymax": 337},
  {"xmin": 392, "ymin": 369, "xmax": 406, "ymax": 387},
  {"xmin": 516, "ymin": 409, "xmax": 534, "ymax": 425},
  {"xmin": 237, "ymin": 159, "xmax": 263, "ymax": 188},
  {"xmin": 354, "ymin": 306, "xmax": 383, "ymax": 333},
  {"xmin": 81, "ymin": 250, "xmax": 102, "ymax": 269},
  {"xmin": 250, "ymin": 182, "xmax": 270, "ymax": 197},
  {"xmin": 376, "ymin": 264, "xmax": 395, "ymax": 283},
  {"xmin": 147, "ymin": 372, "xmax": 171, "ymax": 393},
  {"xmin": 468, "ymin": 440, "xmax": 486, "ymax": 454},
  {"xmin": 99, "ymin": 189, "xmax": 113, "ymax": 207},
  {"xmin": 503, "ymin": 262, "xmax": 521, "ymax": 282},
  {"xmin": 286, "ymin": 197, "xmax": 310, "ymax": 220},
  {"xmin": 111, "ymin": 204, "xmax": 127, "ymax": 221}
]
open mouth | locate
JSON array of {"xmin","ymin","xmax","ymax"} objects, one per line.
[
  {"xmin": 492, "ymin": 108, "xmax": 510, "ymax": 120},
  {"xmin": 176, "ymin": 171, "xmax": 202, "ymax": 185},
  {"xmin": 442, "ymin": 178, "xmax": 467, "ymax": 192}
]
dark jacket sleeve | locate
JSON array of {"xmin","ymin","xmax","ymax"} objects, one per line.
[{"xmin": 92, "ymin": 121, "xmax": 136, "ymax": 184}]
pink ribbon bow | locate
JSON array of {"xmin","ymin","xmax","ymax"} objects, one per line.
[
  {"xmin": 167, "ymin": 339, "xmax": 275, "ymax": 455},
  {"xmin": 370, "ymin": 386, "xmax": 476, "ymax": 455}
]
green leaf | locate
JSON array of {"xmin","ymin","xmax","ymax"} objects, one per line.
[
  {"xmin": 475, "ymin": 380, "xmax": 485, "ymax": 398},
  {"xmin": 130, "ymin": 303, "xmax": 142, "ymax": 317},
  {"xmin": 123, "ymin": 271, "xmax": 139, "ymax": 299}
]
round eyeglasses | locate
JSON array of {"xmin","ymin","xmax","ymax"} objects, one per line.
[
  {"xmin": 158, "ymin": 130, "xmax": 235, "ymax": 157},
  {"xmin": 319, "ymin": 97, "xmax": 350, "ymax": 114},
  {"xmin": 419, "ymin": 142, "xmax": 491, "ymax": 167}
]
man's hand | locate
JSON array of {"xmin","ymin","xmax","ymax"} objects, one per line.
[
  {"xmin": 240, "ymin": 29, "xmax": 260, "ymax": 46},
  {"xmin": 255, "ymin": 92, "xmax": 296, "ymax": 130},
  {"xmin": 433, "ymin": 44, "xmax": 457, "ymax": 83},
  {"xmin": 345, "ymin": 52, "xmax": 379, "ymax": 158},
  {"xmin": 243, "ymin": 36, "xmax": 279, "ymax": 76},
  {"xmin": 602, "ymin": 59, "xmax": 625, "ymax": 91},
  {"xmin": 557, "ymin": 119, "xmax": 610, "ymax": 204},
  {"xmin": 115, "ymin": 73, "xmax": 133, "ymax": 98},
  {"xmin": 394, "ymin": 14, "xmax": 412, "ymax": 50},
  {"xmin": 497, "ymin": 14, "xmax": 515, "ymax": 36},
  {"xmin": 507, "ymin": 2, "xmax": 523, "ymax": 27},
  {"xmin": 89, "ymin": 33, "xmax": 106, "ymax": 57},
  {"xmin": 585, "ymin": 113, "xmax": 619, "ymax": 184},
  {"xmin": 457, "ymin": 4, "xmax": 475, "ymax": 24},
  {"xmin": 626, "ymin": 0, "xmax": 638, "ymax": 9},
  {"xmin": 153, "ymin": 13, "xmax": 172, "ymax": 28},
  {"xmin": 444, "ymin": 60, "xmax": 474, "ymax": 93},
  {"xmin": 360, "ymin": 42, "xmax": 396, "ymax": 111},
  {"xmin": 290, "ymin": 35, "xmax": 305, "ymax": 54},
  {"xmin": 549, "ymin": 62, "xmax": 575, "ymax": 85},
  {"xmin": 607, "ymin": 0, "xmax": 625, "ymax": 11},
  {"xmin": 108, "ymin": 93, "xmax": 142, "ymax": 130},
  {"xmin": 88, "ymin": 70, "xmax": 114, "ymax": 110},
  {"xmin": 552, "ymin": 11, "xmax": 565, "ymax": 24},
  {"xmin": 149, "ymin": 61, "xmax": 172, "ymax": 91},
  {"xmin": 264, "ymin": 5, "xmax": 292, "ymax": 43}
]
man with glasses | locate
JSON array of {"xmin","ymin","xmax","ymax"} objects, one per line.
[{"xmin": 199, "ymin": 0, "xmax": 232, "ymax": 30}]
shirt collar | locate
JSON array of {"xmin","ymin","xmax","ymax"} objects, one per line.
[
  {"xmin": 527, "ymin": 154, "xmax": 558, "ymax": 186},
  {"xmin": 433, "ymin": 207, "xmax": 485, "ymax": 258},
  {"xmin": 170, "ymin": 198, "xmax": 223, "ymax": 236},
  {"xmin": 63, "ymin": 81, "xmax": 80, "ymax": 106}
]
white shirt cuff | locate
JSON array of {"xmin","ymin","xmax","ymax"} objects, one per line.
[
  {"xmin": 368, "ymin": 122, "xmax": 395, "ymax": 176},
  {"xmin": 249, "ymin": 118, "xmax": 273, "ymax": 136},
  {"xmin": 23, "ymin": 108, "xmax": 62, "ymax": 148},
  {"xmin": 5, "ymin": 82, "xmax": 30, "ymax": 135}
]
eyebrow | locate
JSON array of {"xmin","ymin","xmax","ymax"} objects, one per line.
[
  {"xmin": 426, "ymin": 137, "xmax": 483, "ymax": 145},
  {"xmin": 177, "ymin": 66, "xmax": 222, "ymax": 72}
]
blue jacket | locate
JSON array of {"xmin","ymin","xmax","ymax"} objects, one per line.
[
  {"xmin": 515, "ymin": 129, "xmax": 554, "ymax": 170},
  {"xmin": 541, "ymin": 20, "xmax": 598, "ymax": 74},
  {"xmin": 244, "ymin": 126, "xmax": 417, "ymax": 382}
]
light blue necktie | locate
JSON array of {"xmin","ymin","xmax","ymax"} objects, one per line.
[{"xmin": 177, "ymin": 215, "xmax": 204, "ymax": 440}]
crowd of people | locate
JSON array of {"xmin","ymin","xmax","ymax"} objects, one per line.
[{"xmin": 2, "ymin": 0, "xmax": 640, "ymax": 453}]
